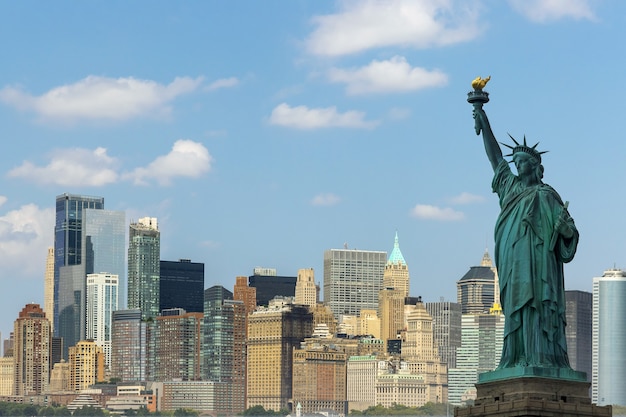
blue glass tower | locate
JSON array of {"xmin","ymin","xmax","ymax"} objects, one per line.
[{"xmin": 54, "ymin": 193, "xmax": 104, "ymax": 339}]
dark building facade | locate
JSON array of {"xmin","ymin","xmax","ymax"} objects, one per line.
[
  {"xmin": 160, "ymin": 259, "xmax": 205, "ymax": 313},
  {"xmin": 248, "ymin": 273, "xmax": 297, "ymax": 306},
  {"xmin": 565, "ymin": 290, "xmax": 592, "ymax": 381}
]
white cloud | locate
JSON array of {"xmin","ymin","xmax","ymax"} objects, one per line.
[
  {"xmin": 328, "ymin": 56, "xmax": 448, "ymax": 95},
  {"xmin": 206, "ymin": 77, "xmax": 239, "ymax": 91},
  {"xmin": 306, "ymin": 0, "xmax": 482, "ymax": 56},
  {"xmin": 388, "ymin": 107, "xmax": 412, "ymax": 120},
  {"xmin": 126, "ymin": 140, "xmax": 213, "ymax": 186},
  {"xmin": 0, "ymin": 203, "xmax": 54, "ymax": 278},
  {"xmin": 0, "ymin": 196, "xmax": 6, "ymax": 207},
  {"xmin": 508, "ymin": 0, "xmax": 596, "ymax": 22},
  {"xmin": 0, "ymin": 75, "xmax": 203, "ymax": 122},
  {"xmin": 8, "ymin": 147, "xmax": 119, "ymax": 187},
  {"xmin": 311, "ymin": 193, "xmax": 341, "ymax": 206},
  {"xmin": 269, "ymin": 103, "xmax": 378, "ymax": 129},
  {"xmin": 410, "ymin": 204, "xmax": 465, "ymax": 221},
  {"xmin": 449, "ymin": 192, "xmax": 484, "ymax": 205}
]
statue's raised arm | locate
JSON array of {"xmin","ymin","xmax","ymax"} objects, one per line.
[{"xmin": 467, "ymin": 76, "xmax": 503, "ymax": 171}]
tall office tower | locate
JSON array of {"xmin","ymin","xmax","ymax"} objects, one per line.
[
  {"xmin": 54, "ymin": 193, "xmax": 104, "ymax": 347},
  {"xmin": 402, "ymin": 299, "xmax": 448, "ymax": 404},
  {"xmin": 68, "ymin": 340, "xmax": 104, "ymax": 391},
  {"xmin": 592, "ymin": 268, "xmax": 626, "ymax": 406},
  {"xmin": 57, "ymin": 207, "xmax": 124, "ymax": 360},
  {"xmin": 128, "ymin": 217, "xmax": 160, "ymax": 320},
  {"xmin": 323, "ymin": 248, "xmax": 387, "ymax": 319},
  {"xmin": 292, "ymin": 340, "xmax": 347, "ymax": 416},
  {"xmin": 565, "ymin": 290, "xmax": 592, "ymax": 381},
  {"xmin": 379, "ymin": 288, "xmax": 405, "ymax": 352},
  {"xmin": 86, "ymin": 273, "xmax": 119, "ymax": 369},
  {"xmin": 426, "ymin": 300, "xmax": 462, "ymax": 370},
  {"xmin": 448, "ymin": 311, "xmax": 504, "ymax": 406},
  {"xmin": 0, "ymin": 355, "xmax": 14, "ymax": 396},
  {"xmin": 83, "ymin": 209, "xmax": 126, "ymax": 308},
  {"xmin": 456, "ymin": 250, "xmax": 497, "ymax": 314},
  {"xmin": 44, "ymin": 247, "xmax": 55, "ymax": 332},
  {"xmin": 148, "ymin": 308, "xmax": 203, "ymax": 382},
  {"xmin": 248, "ymin": 267, "xmax": 297, "ymax": 306},
  {"xmin": 111, "ymin": 309, "xmax": 147, "ymax": 382},
  {"xmin": 160, "ymin": 259, "xmax": 204, "ymax": 313},
  {"xmin": 247, "ymin": 302, "xmax": 313, "ymax": 411},
  {"xmin": 295, "ymin": 268, "xmax": 317, "ymax": 308},
  {"xmin": 13, "ymin": 303, "xmax": 51, "ymax": 395},
  {"xmin": 233, "ymin": 276, "xmax": 257, "ymax": 314},
  {"xmin": 383, "ymin": 232, "xmax": 410, "ymax": 297},
  {"xmin": 203, "ymin": 286, "xmax": 246, "ymax": 414}
]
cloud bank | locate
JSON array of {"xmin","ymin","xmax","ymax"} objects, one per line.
[
  {"xmin": 269, "ymin": 103, "xmax": 378, "ymax": 129},
  {"xmin": 8, "ymin": 141, "xmax": 213, "ymax": 187},
  {"xmin": 328, "ymin": 56, "xmax": 448, "ymax": 95},
  {"xmin": 311, "ymin": 193, "xmax": 341, "ymax": 207},
  {"xmin": 0, "ymin": 76, "xmax": 203, "ymax": 122},
  {"xmin": 411, "ymin": 204, "xmax": 465, "ymax": 221},
  {"xmin": 306, "ymin": 0, "xmax": 481, "ymax": 56},
  {"xmin": 508, "ymin": 0, "xmax": 597, "ymax": 22}
]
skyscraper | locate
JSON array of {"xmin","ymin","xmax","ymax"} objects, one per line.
[
  {"xmin": 54, "ymin": 193, "xmax": 104, "ymax": 339},
  {"xmin": 160, "ymin": 259, "xmax": 205, "ymax": 313},
  {"xmin": 83, "ymin": 209, "xmax": 126, "ymax": 308},
  {"xmin": 426, "ymin": 300, "xmax": 462, "ymax": 370},
  {"xmin": 148, "ymin": 308, "xmax": 203, "ymax": 382},
  {"xmin": 565, "ymin": 290, "xmax": 592, "ymax": 381},
  {"xmin": 448, "ymin": 311, "xmax": 504, "ymax": 405},
  {"xmin": 128, "ymin": 217, "xmax": 160, "ymax": 320},
  {"xmin": 248, "ymin": 268, "xmax": 297, "ymax": 306},
  {"xmin": 68, "ymin": 340, "xmax": 104, "ymax": 391},
  {"xmin": 203, "ymin": 286, "xmax": 246, "ymax": 414},
  {"xmin": 383, "ymin": 232, "xmax": 409, "ymax": 297},
  {"xmin": 44, "ymin": 247, "xmax": 54, "ymax": 332},
  {"xmin": 247, "ymin": 302, "xmax": 313, "ymax": 411},
  {"xmin": 456, "ymin": 250, "xmax": 497, "ymax": 314},
  {"xmin": 294, "ymin": 268, "xmax": 317, "ymax": 308},
  {"xmin": 111, "ymin": 309, "xmax": 148, "ymax": 382},
  {"xmin": 323, "ymin": 248, "xmax": 387, "ymax": 319},
  {"xmin": 86, "ymin": 273, "xmax": 119, "ymax": 369},
  {"xmin": 13, "ymin": 304, "xmax": 51, "ymax": 396},
  {"xmin": 592, "ymin": 268, "xmax": 626, "ymax": 406}
]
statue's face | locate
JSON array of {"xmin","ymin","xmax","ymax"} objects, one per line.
[{"xmin": 513, "ymin": 153, "xmax": 537, "ymax": 178}]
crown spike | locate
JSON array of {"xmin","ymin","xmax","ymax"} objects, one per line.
[
  {"xmin": 523, "ymin": 135, "xmax": 528, "ymax": 146},
  {"xmin": 532, "ymin": 142, "xmax": 540, "ymax": 150},
  {"xmin": 507, "ymin": 133, "xmax": 520, "ymax": 146}
]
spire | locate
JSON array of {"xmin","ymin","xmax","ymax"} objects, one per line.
[
  {"xmin": 480, "ymin": 248, "xmax": 493, "ymax": 267},
  {"xmin": 388, "ymin": 231, "xmax": 407, "ymax": 266}
]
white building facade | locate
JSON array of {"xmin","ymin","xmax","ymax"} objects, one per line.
[{"xmin": 86, "ymin": 273, "xmax": 119, "ymax": 368}]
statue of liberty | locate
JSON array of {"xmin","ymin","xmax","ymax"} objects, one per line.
[{"xmin": 469, "ymin": 77, "xmax": 578, "ymax": 369}]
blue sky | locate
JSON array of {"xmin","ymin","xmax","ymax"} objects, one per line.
[{"xmin": 0, "ymin": 0, "xmax": 624, "ymax": 338}]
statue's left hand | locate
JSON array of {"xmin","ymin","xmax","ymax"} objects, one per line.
[{"xmin": 555, "ymin": 209, "xmax": 574, "ymax": 239}]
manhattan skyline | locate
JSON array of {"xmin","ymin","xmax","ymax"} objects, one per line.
[{"xmin": 1, "ymin": 1, "xmax": 625, "ymax": 338}]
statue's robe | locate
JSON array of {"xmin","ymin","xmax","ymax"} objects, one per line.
[{"xmin": 492, "ymin": 160, "xmax": 578, "ymax": 368}]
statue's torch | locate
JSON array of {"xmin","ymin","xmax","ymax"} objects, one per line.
[{"xmin": 467, "ymin": 76, "xmax": 491, "ymax": 135}]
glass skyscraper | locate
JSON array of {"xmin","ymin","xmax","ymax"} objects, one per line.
[
  {"xmin": 84, "ymin": 209, "xmax": 126, "ymax": 309},
  {"xmin": 160, "ymin": 259, "xmax": 205, "ymax": 313},
  {"xmin": 54, "ymin": 193, "xmax": 104, "ymax": 337},
  {"xmin": 128, "ymin": 217, "xmax": 160, "ymax": 320},
  {"xmin": 592, "ymin": 269, "xmax": 626, "ymax": 406}
]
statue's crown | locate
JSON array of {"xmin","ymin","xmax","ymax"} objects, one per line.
[{"xmin": 501, "ymin": 134, "xmax": 547, "ymax": 163}]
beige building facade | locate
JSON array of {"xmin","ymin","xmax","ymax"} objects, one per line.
[
  {"xmin": 69, "ymin": 340, "xmax": 105, "ymax": 391},
  {"xmin": 295, "ymin": 268, "xmax": 318, "ymax": 308},
  {"xmin": 246, "ymin": 303, "xmax": 313, "ymax": 411}
]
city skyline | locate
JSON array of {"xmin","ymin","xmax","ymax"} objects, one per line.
[{"xmin": 2, "ymin": 1, "xmax": 626, "ymax": 338}]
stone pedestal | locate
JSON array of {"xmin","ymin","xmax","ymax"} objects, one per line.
[{"xmin": 455, "ymin": 369, "xmax": 612, "ymax": 417}]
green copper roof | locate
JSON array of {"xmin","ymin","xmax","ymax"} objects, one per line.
[{"xmin": 387, "ymin": 231, "xmax": 406, "ymax": 265}]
